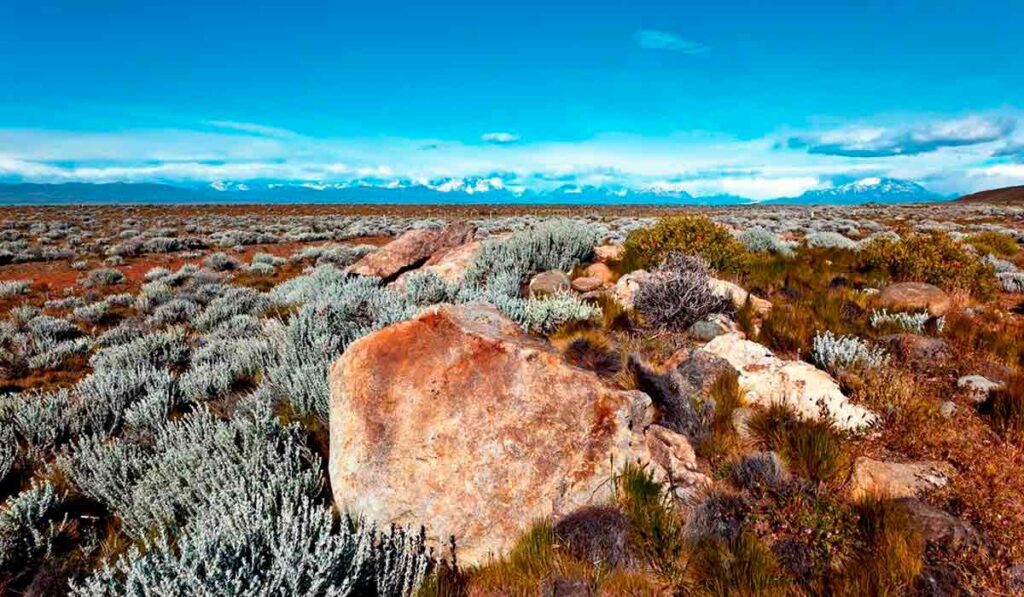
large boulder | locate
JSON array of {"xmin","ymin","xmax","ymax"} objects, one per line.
[
  {"xmin": 876, "ymin": 282, "xmax": 952, "ymax": 317},
  {"xmin": 849, "ymin": 457, "xmax": 953, "ymax": 500},
  {"xmin": 700, "ymin": 333, "xmax": 877, "ymax": 431},
  {"xmin": 390, "ymin": 240, "xmax": 483, "ymax": 291},
  {"xmin": 347, "ymin": 222, "xmax": 474, "ymax": 280},
  {"xmin": 329, "ymin": 302, "xmax": 709, "ymax": 565}
]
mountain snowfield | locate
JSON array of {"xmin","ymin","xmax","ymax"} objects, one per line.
[{"xmin": 0, "ymin": 176, "xmax": 949, "ymax": 205}]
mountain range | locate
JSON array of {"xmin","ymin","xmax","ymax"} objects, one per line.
[{"xmin": 0, "ymin": 177, "xmax": 949, "ymax": 206}]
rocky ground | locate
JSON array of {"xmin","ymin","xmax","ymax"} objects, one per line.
[{"xmin": 0, "ymin": 202, "xmax": 1022, "ymax": 595}]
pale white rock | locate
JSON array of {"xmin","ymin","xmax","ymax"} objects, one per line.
[
  {"xmin": 707, "ymin": 278, "xmax": 772, "ymax": 316},
  {"xmin": 700, "ymin": 333, "xmax": 877, "ymax": 431},
  {"xmin": 957, "ymin": 375, "xmax": 1003, "ymax": 404}
]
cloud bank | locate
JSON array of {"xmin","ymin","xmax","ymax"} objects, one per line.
[
  {"xmin": 788, "ymin": 116, "xmax": 1016, "ymax": 157},
  {"xmin": 1, "ymin": 111, "xmax": 1023, "ymax": 198}
]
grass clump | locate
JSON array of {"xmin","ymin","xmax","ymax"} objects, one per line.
[
  {"xmin": 556, "ymin": 329, "xmax": 623, "ymax": 377},
  {"xmin": 858, "ymin": 231, "xmax": 998, "ymax": 298},
  {"xmin": 831, "ymin": 495, "xmax": 924, "ymax": 596},
  {"xmin": 985, "ymin": 373, "xmax": 1024, "ymax": 442},
  {"xmin": 614, "ymin": 462, "xmax": 692, "ymax": 586},
  {"xmin": 622, "ymin": 215, "xmax": 747, "ymax": 274},
  {"xmin": 748, "ymin": 405, "xmax": 849, "ymax": 485},
  {"xmin": 696, "ymin": 372, "xmax": 745, "ymax": 470},
  {"xmin": 965, "ymin": 230, "xmax": 1019, "ymax": 257},
  {"xmin": 694, "ymin": 529, "xmax": 789, "ymax": 596}
]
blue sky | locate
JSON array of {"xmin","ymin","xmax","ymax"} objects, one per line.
[{"xmin": 1, "ymin": 0, "xmax": 1023, "ymax": 198}]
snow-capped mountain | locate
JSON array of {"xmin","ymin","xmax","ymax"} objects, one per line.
[
  {"xmin": 0, "ymin": 177, "xmax": 949, "ymax": 205},
  {"xmin": 779, "ymin": 177, "xmax": 943, "ymax": 204}
]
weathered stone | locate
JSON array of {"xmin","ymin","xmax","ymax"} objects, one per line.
[
  {"xmin": 582, "ymin": 262, "xmax": 615, "ymax": 284},
  {"xmin": 707, "ymin": 278, "xmax": 772, "ymax": 316},
  {"xmin": 612, "ymin": 269, "xmax": 655, "ymax": 310},
  {"xmin": 347, "ymin": 222, "xmax": 474, "ymax": 280},
  {"xmin": 529, "ymin": 270, "xmax": 571, "ymax": 298},
  {"xmin": 849, "ymin": 457, "xmax": 954, "ymax": 500},
  {"xmin": 939, "ymin": 401, "xmax": 958, "ymax": 419},
  {"xmin": 570, "ymin": 276, "xmax": 604, "ymax": 293},
  {"xmin": 876, "ymin": 282, "xmax": 952, "ymax": 317},
  {"xmin": 878, "ymin": 334, "xmax": 952, "ymax": 367},
  {"xmin": 329, "ymin": 302, "xmax": 708, "ymax": 565},
  {"xmin": 593, "ymin": 244, "xmax": 624, "ymax": 263},
  {"xmin": 628, "ymin": 351, "xmax": 736, "ymax": 439},
  {"xmin": 957, "ymin": 374, "xmax": 1003, "ymax": 404},
  {"xmin": 700, "ymin": 333, "xmax": 877, "ymax": 431},
  {"xmin": 687, "ymin": 314, "xmax": 739, "ymax": 342},
  {"xmin": 390, "ymin": 240, "xmax": 482, "ymax": 291},
  {"xmin": 896, "ymin": 499, "xmax": 982, "ymax": 548}
]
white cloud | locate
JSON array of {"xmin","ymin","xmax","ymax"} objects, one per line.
[
  {"xmin": 206, "ymin": 120, "xmax": 301, "ymax": 139},
  {"xmin": 481, "ymin": 132, "xmax": 520, "ymax": 144},
  {"xmin": 634, "ymin": 30, "xmax": 707, "ymax": 55}
]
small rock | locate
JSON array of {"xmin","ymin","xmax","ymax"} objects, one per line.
[
  {"xmin": 957, "ymin": 375, "xmax": 1004, "ymax": 404},
  {"xmin": 878, "ymin": 334, "xmax": 953, "ymax": 367},
  {"xmin": 583, "ymin": 262, "xmax": 615, "ymax": 284},
  {"xmin": 708, "ymin": 278, "xmax": 772, "ymax": 316},
  {"xmin": 570, "ymin": 276, "xmax": 603, "ymax": 293},
  {"xmin": 939, "ymin": 401, "xmax": 957, "ymax": 418},
  {"xmin": 390, "ymin": 240, "xmax": 482, "ymax": 291},
  {"xmin": 612, "ymin": 269, "xmax": 655, "ymax": 310},
  {"xmin": 849, "ymin": 457, "xmax": 953, "ymax": 500},
  {"xmin": 593, "ymin": 244, "xmax": 624, "ymax": 263},
  {"xmin": 897, "ymin": 498, "xmax": 981, "ymax": 548},
  {"xmin": 687, "ymin": 314, "xmax": 738, "ymax": 342},
  {"xmin": 529, "ymin": 270, "xmax": 571, "ymax": 298},
  {"xmin": 876, "ymin": 282, "xmax": 952, "ymax": 317}
]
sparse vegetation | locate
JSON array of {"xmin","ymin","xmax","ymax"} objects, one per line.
[{"xmin": 0, "ymin": 203, "xmax": 1022, "ymax": 593}]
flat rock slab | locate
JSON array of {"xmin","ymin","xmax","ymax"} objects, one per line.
[
  {"xmin": 347, "ymin": 222, "xmax": 474, "ymax": 281},
  {"xmin": 849, "ymin": 457, "xmax": 953, "ymax": 500},
  {"xmin": 329, "ymin": 302, "xmax": 708, "ymax": 565}
]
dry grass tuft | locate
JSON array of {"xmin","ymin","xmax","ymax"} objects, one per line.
[{"xmin": 748, "ymin": 404, "xmax": 849, "ymax": 485}]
